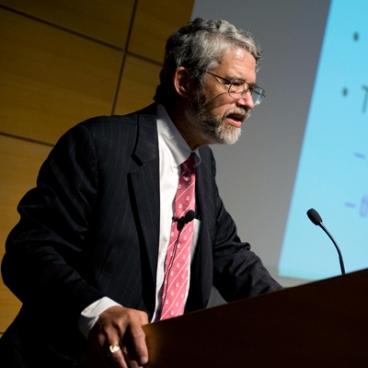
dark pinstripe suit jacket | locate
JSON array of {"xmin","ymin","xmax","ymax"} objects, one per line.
[{"xmin": 1, "ymin": 104, "xmax": 280, "ymax": 366}]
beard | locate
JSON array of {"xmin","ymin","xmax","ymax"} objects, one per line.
[{"xmin": 186, "ymin": 91, "xmax": 250, "ymax": 145}]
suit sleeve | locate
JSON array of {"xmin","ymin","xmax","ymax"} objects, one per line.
[
  {"xmin": 210, "ymin": 152, "xmax": 282, "ymax": 301},
  {"xmin": 1, "ymin": 123, "xmax": 104, "ymax": 318}
]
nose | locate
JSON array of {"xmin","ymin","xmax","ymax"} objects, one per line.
[{"xmin": 236, "ymin": 90, "xmax": 255, "ymax": 109}]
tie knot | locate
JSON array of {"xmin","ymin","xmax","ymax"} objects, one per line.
[{"xmin": 181, "ymin": 153, "xmax": 196, "ymax": 175}]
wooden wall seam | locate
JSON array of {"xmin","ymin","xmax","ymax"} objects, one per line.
[
  {"xmin": 0, "ymin": 132, "xmax": 54, "ymax": 148},
  {"xmin": 0, "ymin": 4, "xmax": 123, "ymax": 51},
  {"xmin": 126, "ymin": 51, "xmax": 162, "ymax": 67},
  {"xmin": 111, "ymin": 0, "xmax": 139, "ymax": 115}
]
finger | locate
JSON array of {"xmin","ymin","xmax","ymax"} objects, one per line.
[
  {"xmin": 122, "ymin": 345, "xmax": 140, "ymax": 368},
  {"xmin": 139, "ymin": 311, "xmax": 149, "ymax": 325},
  {"xmin": 108, "ymin": 343, "xmax": 128, "ymax": 368},
  {"xmin": 126, "ymin": 323, "xmax": 148, "ymax": 366},
  {"xmin": 125, "ymin": 356, "xmax": 143, "ymax": 368},
  {"xmin": 102, "ymin": 324, "xmax": 128, "ymax": 368}
]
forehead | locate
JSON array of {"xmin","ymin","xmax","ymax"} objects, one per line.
[{"xmin": 213, "ymin": 47, "xmax": 257, "ymax": 83}]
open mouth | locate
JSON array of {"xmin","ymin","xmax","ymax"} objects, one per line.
[{"xmin": 225, "ymin": 113, "xmax": 246, "ymax": 128}]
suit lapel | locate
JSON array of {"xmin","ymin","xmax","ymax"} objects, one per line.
[
  {"xmin": 186, "ymin": 148, "xmax": 215, "ymax": 311},
  {"xmin": 128, "ymin": 107, "xmax": 160, "ymax": 285}
]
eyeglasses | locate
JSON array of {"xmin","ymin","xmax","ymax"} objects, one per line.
[{"xmin": 205, "ymin": 71, "xmax": 266, "ymax": 106}]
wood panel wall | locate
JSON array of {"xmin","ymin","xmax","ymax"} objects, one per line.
[{"xmin": 0, "ymin": 0, "xmax": 194, "ymax": 333}]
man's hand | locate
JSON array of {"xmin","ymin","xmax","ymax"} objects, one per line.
[{"xmin": 88, "ymin": 305, "xmax": 149, "ymax": 368}]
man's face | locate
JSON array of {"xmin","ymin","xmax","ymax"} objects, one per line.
[{"xmin": 187, "ymin": 47, "xmax": 257, "ymax": 145}]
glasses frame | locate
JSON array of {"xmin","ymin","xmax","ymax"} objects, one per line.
[{"xmin": 205, "ymin": 71, "xmax": 266, "ymax": 106}]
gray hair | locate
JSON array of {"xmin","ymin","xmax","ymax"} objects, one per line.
[{"xmin": 154, "ymin": 18, "xmax": 261, "ymax": 104}]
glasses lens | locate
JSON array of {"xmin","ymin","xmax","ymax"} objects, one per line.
[
  {"xmin": 251, "ymin": 87, "xmax": 265, "ymax": 106},
  {"xmin": 229, "ymin": 84, "xmax": 265, "ymax": 106},
  {"xmin": 228, "ymin": 84, "xmax": 244, "ymax": 99}
]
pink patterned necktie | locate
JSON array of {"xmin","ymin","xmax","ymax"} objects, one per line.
[{"xmin": 160, "ymin": 154, "xmax": 196, "ymax": 320}]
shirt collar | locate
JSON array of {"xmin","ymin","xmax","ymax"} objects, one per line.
[{"xmin": 156, "ymin": 104, "xmax": 200, "ymax": 167}]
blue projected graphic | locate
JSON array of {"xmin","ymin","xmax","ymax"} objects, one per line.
[{"xmin": 279, "ymin": 0, "xmax": 368, "ymax": 280}]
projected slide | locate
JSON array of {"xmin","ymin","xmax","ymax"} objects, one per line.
[{"xmin": 279, "ymin": 0, "xmax": 368, "ymax": 280}]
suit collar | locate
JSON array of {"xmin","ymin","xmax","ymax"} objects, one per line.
[
  {"xmin": 132, "ymin": 104, "xmax": 159, "ymax": 165},
  {"xmin": 128, "ymin": 105, "xmax": 160, "ymax": 294}
]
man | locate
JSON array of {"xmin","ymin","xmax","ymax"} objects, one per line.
[{"xmin": 1, "ymin": 18, "xmax": 281, "ymax": 367}]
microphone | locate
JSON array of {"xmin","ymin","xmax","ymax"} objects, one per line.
[
  {"xmin": 306, "ymin": 208, "xmax": 346, "ymax": 275},
  {"xmin": 173, "ymin": 210, "xmax": 196, "ymax": 231}
]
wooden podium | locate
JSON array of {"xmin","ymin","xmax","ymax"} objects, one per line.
[{"xmin": 143, "ymin": 269, "xmax": 368, "ymax": 367}]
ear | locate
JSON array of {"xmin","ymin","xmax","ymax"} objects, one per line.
[{"xmin": 173, "ymin": 66, "xmax": 194, "ymax": 98}]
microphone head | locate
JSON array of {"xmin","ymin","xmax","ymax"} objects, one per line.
[
  {"xmin": 307, "ymin": 208, "xmax": 323, "ymax": 225},
  {"xmin": 185, "ymin": 210, "xmax": 196, "ymax": 221}
]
